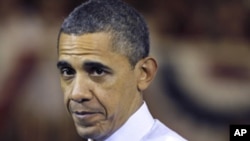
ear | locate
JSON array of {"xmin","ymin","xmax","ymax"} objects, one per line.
[{"xmin": 135, "ymin": 57, "xmax": 158, "ymax": 92}]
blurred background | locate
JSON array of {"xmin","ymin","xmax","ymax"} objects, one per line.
[{"xmin": 0, "ymin": 0, "xmax": 250, "ymax": 141}]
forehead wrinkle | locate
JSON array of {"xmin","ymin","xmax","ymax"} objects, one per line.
[
  {"xmin": 59, "ymin": 44, "xmax": 108, "ymax": 55},
  {"xmin": 59, "ymin": 32, "xmax": 117, "ymax": 59},
  {"xmin": 59, "ymin": 41, "xmax": 111, "ymax": 54},
  {"xmin": 59, "ymin": 50, "xmax": 103, "ymax": 56},
  {"xmin": 59, "ymin": 41, "xmax": 98, "ymax": 50},
  {"xmin": 60, "ymin": 33, "xmax": 109, "ymax": 48}
]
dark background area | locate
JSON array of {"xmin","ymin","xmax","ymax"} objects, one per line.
[{"xmin": 1, "ymin": 0, "xmax": 250, "ymax": 141}]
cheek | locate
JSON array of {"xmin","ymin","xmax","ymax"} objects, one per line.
[
  {"xmin": 119, "ymin": 73, "xmax": 137, "ymax": 94},
  {"xmin": 100, "ymin": 74, "xmax": 137, "ymax": 105},
  {"xmin": 60, "ymin": 80, "xmax": 71, "ymax": 105},
  {"xmin": 93, "ymin": 78, "xmax": 124, "ymax": 113}
]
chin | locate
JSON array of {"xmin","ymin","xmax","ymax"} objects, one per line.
[{"xmin": 75, "ymin": 124, "xmax": 109, "ymax": 140}]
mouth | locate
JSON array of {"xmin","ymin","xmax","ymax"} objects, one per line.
[
  {"xmin": 68, "ymin": 103, "xmax": 105, "ymax": 126},
  {"xmin": 71, "ymin": 110, "xmax": 104, "ymax": 126},
  {"xmin": 73, "ymin": 111, "xmax": 100, "ymax": 119}
]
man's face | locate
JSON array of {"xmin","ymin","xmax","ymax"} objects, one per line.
[{"xmin": 57, "ymin": 32, "xmax": 143, "ymax": 140}]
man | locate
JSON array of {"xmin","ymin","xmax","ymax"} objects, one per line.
[{"xmin": 56, "ymin": 0, "xmax": 186, "ymax": 140}]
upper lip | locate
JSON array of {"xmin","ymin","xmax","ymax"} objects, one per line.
[
  {"xmin": 73, "ymin": 111, "xmax": 98, "ymax": 115},
  {"xmin": 68, "ymin": 102, "xmax": 102, "ymax": 115}
]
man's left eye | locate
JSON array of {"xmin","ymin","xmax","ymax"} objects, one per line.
[{"xmin": 90, "ymin": 67, "xmax": 106, "ymax": 76}]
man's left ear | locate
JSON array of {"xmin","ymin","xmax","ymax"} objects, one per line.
[{"xmin": 135, "ymin": 57, "xmax": 158, "ymax": 92}]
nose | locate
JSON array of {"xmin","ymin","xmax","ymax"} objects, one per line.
[{"xmin": 70, "ymin": 76, "xmax": 93, "ymax": 103}]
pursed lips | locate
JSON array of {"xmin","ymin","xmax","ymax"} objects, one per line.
[
  {"xmin": 73, "ymin": 110, "xmax": 100, "ymax": 117},
  {"xmin": 70, "ymin": 108, "xmax": 103, "ymax": 122},
  {"xmin": 70, "ymin": 110, "xmax": 103, "ymax": 127},
  {"xmin": 68, "ymin": 102, "xmax": 105, "ymax": 125}
]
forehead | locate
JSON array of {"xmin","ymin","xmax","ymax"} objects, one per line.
[
  {"xmin": 58, "ymin": 32, "xmax": 131, "ymax": 68},
  {"xmin": 58, "ymin": 32, "xmax": 113, "ymax": 54}
]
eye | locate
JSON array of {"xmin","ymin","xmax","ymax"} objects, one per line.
[
  {"xmin": 60, "ymin": 67, "xmax": 75, "ymax": 78},
  {"xmin": 89, "ymin": 67, "xmax": 106, "ymax": 77}
]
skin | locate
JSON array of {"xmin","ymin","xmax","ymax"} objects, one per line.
[{"xmin": 57, "ymin": 32, "xmax": 157, "ymax": 140}]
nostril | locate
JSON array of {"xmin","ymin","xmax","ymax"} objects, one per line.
[{"xmin": 72, "ymin": 98, "xmax": 91, "ymax": 103}]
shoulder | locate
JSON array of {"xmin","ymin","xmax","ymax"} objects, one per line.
[{"xmin": 142, "ymin": 119, "xmax": 187, "ymax": 141}]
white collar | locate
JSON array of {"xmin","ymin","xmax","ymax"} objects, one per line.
[{"xmin": 105, "ymin": 102, "xmax": 155, "ymax": 141}]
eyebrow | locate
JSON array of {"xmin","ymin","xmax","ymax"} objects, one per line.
[
  {"xmin": 83, "ymin": 61, "xmax": 113, "ymax": 72},
  {"xmin": 57, "ymin": 61, "xmax": 72, "ymax": 69}
]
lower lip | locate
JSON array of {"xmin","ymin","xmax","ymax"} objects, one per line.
[
  {"xmin": 73, "ymin": 113, "xmax": 101, "ymax": 126},
  {"xmin": 73, "ymin": 113, "xmax": 99, "ymax": 120}
]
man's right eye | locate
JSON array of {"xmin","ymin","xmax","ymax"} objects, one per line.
[{"xmin": 60, "ymin": 67, "xmax": 75, "ymax": 77}]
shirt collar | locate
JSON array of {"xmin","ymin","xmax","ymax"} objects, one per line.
[{"xmin": 105, "ymin": 102, "xmax": 155, "ymax": 141}]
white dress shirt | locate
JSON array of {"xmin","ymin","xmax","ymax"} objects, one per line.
[{"xmin": 104, "ymin": 102, "xmax": 187, "ymax": 141}]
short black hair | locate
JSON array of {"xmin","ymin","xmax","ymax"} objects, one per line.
[{"xmin": 59, "ymin": 0, "xmax": 150, "ymax": 66}]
